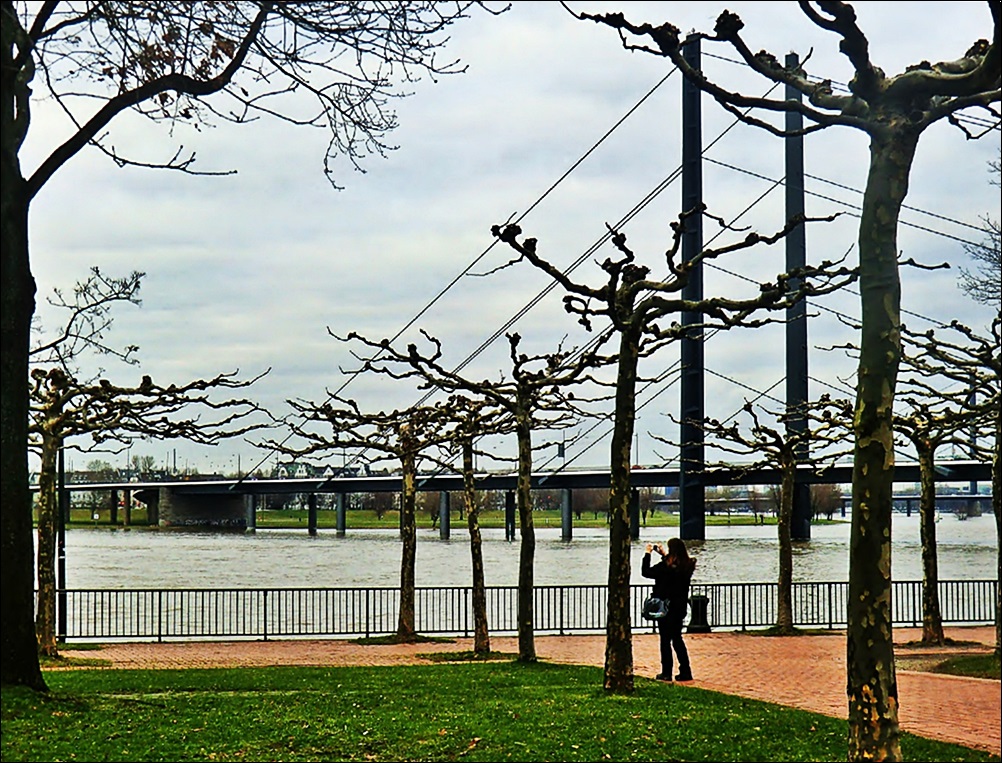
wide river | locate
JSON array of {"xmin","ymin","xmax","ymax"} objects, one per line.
[{"xmin": 57, "ymin": 512, "xmax": 997, "ymax": 590}]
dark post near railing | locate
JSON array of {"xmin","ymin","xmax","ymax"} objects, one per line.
[{"xmin": 308, "ymin": 494, "xmax": 318, "ymax": 536}]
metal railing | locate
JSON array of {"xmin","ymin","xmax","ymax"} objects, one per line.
[{"xmin": 50, "ymin": 579, "xmax": 996, "ymax": 643}]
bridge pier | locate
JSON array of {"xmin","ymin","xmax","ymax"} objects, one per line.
[
  {"xmin": 439, "ymin": 491, "xmax": 451, "ymax": 539},
  {"xmin": 561, "ymin": 489, "xmax": 573, "ymax": 540},
  {"xmin": 335, "ymin": 493, "xmax": 346, "ymax": 536},
  {"xmin": 629, "ymin": 488, "xmax": 640, "ymax": 541},
  {"xmin": 245, "ymin": 494, "xmax": 257, "ymax": 530},
  {"xmin": 504, "ymin": 491, "xmax": 516, "ymax": 541},
  {"xmin": 308, "ymin": 494, "xmax": 318, "ymax": 536},
  {"xmin": 134, "ymin": 489, "xmax": 160, "ymax": 525},
  {"xmin": 159, "ymin": 488, "xmax": 247, "ymax": 529}
]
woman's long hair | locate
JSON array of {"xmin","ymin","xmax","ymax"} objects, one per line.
[{"xmin": 666, "ymin": 537, "xmax": 696, "ymax": 574}]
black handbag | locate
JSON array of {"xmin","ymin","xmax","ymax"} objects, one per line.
[{"xmin": 642, "ymin": 594, "xmax": 668, "ymax": 621}]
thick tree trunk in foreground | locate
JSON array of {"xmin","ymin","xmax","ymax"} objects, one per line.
[
  {"xmin": 462, "ymin": 440, "xmax": 490, "ymax": 654},
  {"xmin": 604, "ymin": 331, "xmax": 640, "ymax": 693},
  {"xmin": 917, "ymin": 442, "xmax": 945, "ymax": 645},
  {"xmin": 846, "ymin": 130, "xmax": 918, "ymax": 763},
  {"xmin": 0, "ymin": 13, "xmax": 44, "ymax": 684},
  {"xmin": 992, "ymin": 402, "xmax": 1001, "ymax": 656}
]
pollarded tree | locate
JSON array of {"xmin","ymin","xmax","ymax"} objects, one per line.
[
  {"xmin": 899, "ymin": 316, "xmax": 1001, "ymax": 653},
  {"xmin": 1, "ymin": 0, "xmax": 500, "ymax": 690},
  {"xmin": 893, "ymin": 378, "xmax": 993, "ymax": 646},
  {"xmin": 491, "ymin": 209, "xmax": 856, "ymax": 693},
  {"xmin": 269, "ymin": 393, "xmax": 462, "ymax": 642},
  {"xmin": 335, "ymin": 328, "xmax": 607, "ymax": 661},
  {"xmin": 658, "ymin": 395, "xmax": 852, "ymax": 635},
  {"xmin": 571, "ymin": 4, "xmax": 999, "ymax": 756},
  {"xmin": 428, "ymin": 393, "xmax": 513, "ymax": 655},
  {"xmin": 29, "ymin": 366, "xmax": 269, "ymax": 656},
  {"xmin": 831, "ymin": 313, "xmax": 1000, "ymax": 648}
]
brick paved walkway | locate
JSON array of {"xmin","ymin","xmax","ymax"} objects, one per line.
[{"xmin": 59, "ymin": 625, "xmax": 1000, "ymax": 756}]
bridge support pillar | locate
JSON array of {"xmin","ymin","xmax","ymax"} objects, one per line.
[
  {"xmin": 629, "ymin": 488, "xmax": 640, "ymax": 541},
  {"xmin": 336, "ymin": 493, "xmax": 346, "ymax": 536},
  {"xmin": 504, "ymin": 491, "xmax": 516, "ymax": 542},
  {"xmin": 561, "ymin": 489, "xmax": 573, "ymax": 541},
  {"xmin": 439, "ymin": 491, "xmax": 451, "ymax": 540},
  {"xmin": 245, "ymin": 494, "xmax": 257, "ymax": 531},
  {"xmin": 308, "ymin": 494, "xmax": 318, "ymax": 536},
  {"xmin": 159, "ymin": 488, "xmax": 247, "ymax": 529}
]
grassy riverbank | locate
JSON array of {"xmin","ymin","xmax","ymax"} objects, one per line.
[
  {"xmin": 61, "ymin": 507, "xmax": 848, "ymax": 531},
  {"xmin": 3, "ymin": 660, "xmax": 996, "ymax": 762}
]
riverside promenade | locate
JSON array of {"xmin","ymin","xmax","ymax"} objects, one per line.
[{"xmin": 59, "ymin": 625, "xmax": 1000, "ymax": 756}]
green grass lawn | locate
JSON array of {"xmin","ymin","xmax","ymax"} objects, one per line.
[
  {"xmin": 195, "ymin": 508, "xmax": 829, "ymax": 531},
  {"xmin": 3, "ymin": 660, "xmax": 997, "ymax": 762},
  {"xmin": 62, "ymin": 506, "xmax": 848, "ymax": 530}
]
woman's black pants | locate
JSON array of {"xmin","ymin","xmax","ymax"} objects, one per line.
[{"xmin": 657, "ymin": 610, "xmax": 691, "ymax": 678}]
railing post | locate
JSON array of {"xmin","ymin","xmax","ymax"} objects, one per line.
[
  {"xmin": 741, "ymin": 583, "xmax": 747, "ymax": 631},
  {"xmin": 263, "ymin": 589, "xmax": 269, "ymax": 641},
  {"xmin": 559, "ymin": 586, "xmax": 565, "ymax": 635}
]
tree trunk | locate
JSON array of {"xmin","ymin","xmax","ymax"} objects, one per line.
[
  {"xmin": 847, "ymin": 129, "xmax": 917, "ymax": 763},
  {"xmin": 992, "ymin": 398, "xmax": 1001, "ymax": 656},
  {"xmin": 34, "ymin": 436, "xmax": 60, "ymax": 656},
  {"xmin": 776, "ymin": 456, "xmax": 795, "ymax": 634},
  {"xmin": 0, "ymin": 6, "xmax": 45, "ymax": 686},
  {"xmin": 917, "ymin": 439, "xmax": 944, "ymax": 645},
  {"xmin": 515, "ymin": 406, "xmax": 536, "ymax": 662},
  {"xmin": 604, "ymin": 330, "xmax": 639, "ymax": 693},
  {"xmin": 462, "ymin": 439, "xmax": 490, "ymax": 654},
  {"xmin": 396, "ymin": 455, "xmax": 417, "ymax": 641}
]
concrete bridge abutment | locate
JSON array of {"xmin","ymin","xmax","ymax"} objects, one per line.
[{"xmin": 159, "ymin": 488, "xmax": 248, "ymax": 529}]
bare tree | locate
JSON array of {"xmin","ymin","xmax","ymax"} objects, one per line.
[
  {"xmin": 831, "ymin": 312, "xmax": 999, "ymax": 648},
  {"xmin": 30, "ymin": 267, "xmax": 143, "ymax": 371},
  {"xmin": 431, "ymin": 394, "xmax": 513, "ymax": 655},
  {"xmin": 2, "ymin": 0, "xmax": 501, "ymax": 690},
  {"xmin": 491, "ymin": 209, "xmax": 855, "ymax": 692},
  {"xmin": 899, "ymin": 317, "xmax": 1001, "ymax": 653},
  {"xmin": 268, "ymin": 393, "xmax": 461, "ymax": 642},
  {"xmin": 334, "ymin": 328, "xmax": 604, "ymax": 661},
  {"xmin": 29, "ymin": 366, "xmax": 269, "ymax": 656},
  {"xmin": 959, "ymin": 152, "xmax": 1001, "ymax": 307},
  {"xmin": 659, "ymin": 396, "xmax": 852, "ymax": 635},
  {"xmin": 571, "ymin": 4, "xmax": 999, "ymax": 756}
]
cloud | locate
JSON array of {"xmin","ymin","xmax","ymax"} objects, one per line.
[{"xmin": 25, "ymin": 1, "xmax": 999, "ymax": 475}]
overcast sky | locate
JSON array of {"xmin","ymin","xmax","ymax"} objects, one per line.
[{"xmin": 24, "ymin": 1, "xmax": 999, "ymax": 478}]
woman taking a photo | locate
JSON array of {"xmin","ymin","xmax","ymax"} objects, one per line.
[{"xmin": 642, "ymin": 538, "xmax": 697, "ymax": 681}]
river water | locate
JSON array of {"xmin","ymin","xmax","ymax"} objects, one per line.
[{"xmin": 58, "ymin": 513, "xmax": 997, "ymax": 590}]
